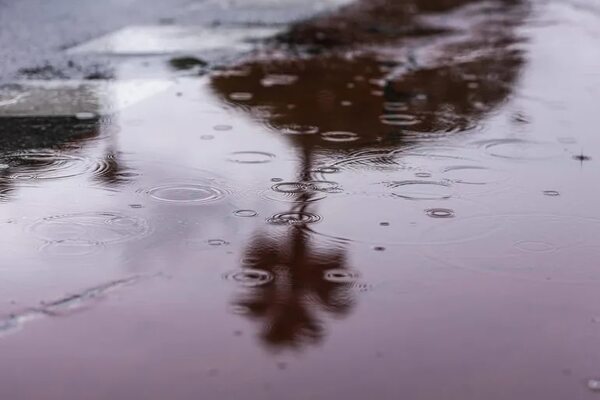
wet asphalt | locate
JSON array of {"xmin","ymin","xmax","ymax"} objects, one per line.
[{"xmin": 0, "ymin": 0, "xmax": 349, "ymax": 81}]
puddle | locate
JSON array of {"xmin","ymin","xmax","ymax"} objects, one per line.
[{"xmin": 1, "ymin": 0, "xmax": 600, "ymax": 398}]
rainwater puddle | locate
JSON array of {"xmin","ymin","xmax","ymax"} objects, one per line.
[{"xmin": 1, "ymin": 0, "xmax": 600, "ymax": 398}]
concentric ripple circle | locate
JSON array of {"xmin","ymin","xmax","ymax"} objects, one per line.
[
  {"xmin": 321, "ymin": 131, "xmax": 359, "ymax": 142},
  {"xmin": 224, "ymin": 269, "xmax": 274, "ymax": 287},
  {"xmin": 147, "ymin": 184, "xmax": 228, "ymax": 204},
  {"xmin": 383, "ymin": 180, "xmax": 452, "ymax": 200},
  {"xmin": 476, "ymin": 139, "xmax": 564, "ymax": 160},
  {"xmin": 30, "ymin": 212, "xmax": 150, "ymax": 246},
  {"xmin": 323, "ymin": 270, "xmax": 360, "ymax": 284},
  {"xmin": 3, "ymin": 150, "xmax": 112, "ymax": 181},
  {"xmin": 228, "ymin": 151, "xmax": 275, "ymax": 164},
  {"xmin": 267, "ymin": 211, "xmax": 322, "ymax": 226}
]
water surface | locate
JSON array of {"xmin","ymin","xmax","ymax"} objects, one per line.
[{"xmin": 1, "ymin": 0, "xmax": 600, "ymax": 398}]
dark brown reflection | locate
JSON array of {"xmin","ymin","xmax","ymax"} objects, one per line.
[
  {"xmin": 213, "ymin": 0, "xmax": 527, "ymax": 348},
  {"xmin": 211, "ymin": 0, "xmax": 526, "ymax": 149},
  {"xmin": 279, "ymin": 0, "xmax": 523, "ymax": 48},
  {"xmin": 234, "ymin": 222, "xmax": 356, "ymax": 349}
]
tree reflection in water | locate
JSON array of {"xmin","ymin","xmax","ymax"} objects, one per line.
[
  {"xmin": 235, "ymin": 221, "xmax": 356, "ymax": 349},
  {"xmin": 212, "ymin": 0, "xmax": 527, "ymax": 349}
]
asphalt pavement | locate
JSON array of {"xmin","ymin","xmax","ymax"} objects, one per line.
[{"xmin": 0, "ymin": 0, "xmax": 351, "ymax": 81}]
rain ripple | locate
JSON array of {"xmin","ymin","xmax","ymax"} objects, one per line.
[
  {"xmin": 30, "ymin": 212, "xmax": 150, "ymax": 255},
  {"xmin": 321, "ymin": 131, "xmax": 360, "ymax": 142},
  {"xmin": 146, "ymin": 183, "xmax": 229, "ymax": 205},
  {"xmin": 476, "ymin": 138, "xmax": 565, "ymax": 160},
  {"xmin": 383, "ymin": 180, "xmax": 452, "ymax": 200},
  {"xmin": 379, "ymin": 113, "xmax": 421, "ymax": 126},
  {"xmin": 228, "ymin": 151, "xmax": 276, "ymax": 164},
  {"xmin": 1, "ymin": 150, "xmax": 114, "ymax": 181},
  {"xmin": 267, "ymin": 211, "xmax": 322, "ymax": 226},
  {"xmin": 224, "ymin": 269, "xmax": 274, "ymax": 287},
  {"xmin": 323, "ymin": 270, "xmax": 360, "ymax": 284},
  {"xmin": 263, "ymin": 181, "xmax": 342, "ymax": 203}
]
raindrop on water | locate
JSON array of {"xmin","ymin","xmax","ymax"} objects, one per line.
[
  {"xmin": 271, "ymin": 182, "xmax": 309, "ymax": 194},
  {"xmin": 2, "ymin": 150, "xmax": 112, "ymax": 181},
  {"xmin": 478, "ymin": 139, "xmax": 563, "ymax": 160},
  {"xmin": 383, "ymin": 102, "xmax": 408, "ymax": 112},
  {"xmin": 308, "ymin": 181, "xmax": 342, "ymax": 193},
  {"xmin": 426, "ymin": 208, "xmax": 455, "ymax": 219},
  {"xmin": 260, "ymin": 74, "xmax": 298, "ymax": 87},
  {"xmin": 514, "ymin": 241, "xmax": 555, "ymax": 253},
  {"xmin": 280, "ymin": 124, "xmax": 319, "ymax": 135},
  {"xmin": 415, "ymin": 172, "xmax": 432, "ymax": 178},
  {"xmin": 313, "ymin": 166, "xmax": 340, "ymax": 174},
  {"xmin": 442, "ymin": 165, "xmax": 504, "ymax": 185},
  {"xmin": 147, "ymin": 183, "xmax": 228, "ymax": 205},
  {"xmin": 384, "ymin": 180, "xmax": 452, "ymax": 201},
  {"xmin": 266, "ymin": 181, "xmax": 341, "ymax": 203},
  {"xmin": 267, "ymin": 212, "xmax": 322, "ymax": 226},
  {"xmin": 228, "ymin": 151, "xmax": 275, "ymax": 164},
  {"xmin": 234, "ymin": 210, "xmax": 258, "ymax": 218},
  {"xmin": 321, "ymin": 131, "xmax": 359, "ymax": 142},
  {"xmin": 30, "ymin": 212, "xmax": 150, "ymax": 247},
  {"xmin": 229, "ymin": 92, "xmax": 253, "ymax": 101},
  {"xmin": 379, "ymin": 114, "xmax": 420, "ymax": 126},
  {"xmin": 224, "ymin": 269, "xmax": 274, "ymax": 287},
  {"xmin": 208, "ymin": 239, "xmax": 229, "ymax": 247},
  {"xmin": 324, "ymin": 270, "xmax": 359, "ymax": 283},
  {"xmin": 543, "ymin": 190, "xmax": 560, "ymax": 197},
  {"xmin": 40, "ymin": 240, "xmax": 105, "ymax": 257}
]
